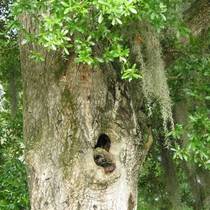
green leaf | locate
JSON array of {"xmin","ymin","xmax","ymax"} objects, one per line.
[
  {"xmin": 98, "ymin": 14, "xmax": 103, "ymax": 24},
  {"xmin": 129, "ymin": 7, "xmax": 137, "ymax": 14}
]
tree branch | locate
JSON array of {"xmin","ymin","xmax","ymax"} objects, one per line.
[
  {"xmin": 184, "ymin": 0, "xmax": 210, "ymax": 36},
  {"xmin": 164, "ymin": 0, "xmax": 210, "ymax": 66}
]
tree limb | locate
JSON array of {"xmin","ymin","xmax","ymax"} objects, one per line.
[{"xmin": 184, "ymin": 0, "xmax": 210, "ymax": 36}]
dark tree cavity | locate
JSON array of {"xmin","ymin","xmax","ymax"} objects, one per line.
[
  {"xmin": 94, "ymin": 134, "xmax": 116, "ymax": 174},
  {"xmin": 94, "ymin": 134, "xmax": 111, "ymax": 152}
]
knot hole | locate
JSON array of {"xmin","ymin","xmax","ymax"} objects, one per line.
[
  {"xmin": 93, "ymin": 134, "xmax": 115, "ymax": 174},
  {"xmin": 94, "ymin": 134, "xmax": 111, "ymax": 152}
]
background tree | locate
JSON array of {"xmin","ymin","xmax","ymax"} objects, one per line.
[{"xmin": 0, "ymin": 2, "xmax": 29, "ymax": 209}]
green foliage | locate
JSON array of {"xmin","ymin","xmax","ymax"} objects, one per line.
[
  {"xmin": 168, "ymin": 33, "xmax": 210, "ymax": 171},
  {"xmin": 122, "ymin": 63, "xmax": 142, "ymax": 81},
  {"xmin": 10, "ymin": 0, "xmax": 184, "ymax": 80},
  {"xmin": 138, "ymin": 154, "xmax": 167, "ymax": 209},
  {"xmin": 0, "ymin": 111, "xmax": 30, "ymax": 210},
  {"xmin": 138, "ymin": 22, "xmax": 210, "ymax": 210},
  {"xmin": 170, "ymin": 55, "xmax": 210, "ymax": 103},
  {"xmin": 0, "ymin": 3, "xmax": 29, "ymax": 207},
  {"xmin": 138, "ymin": 141, "xmax": 194, "ymax": 210},
  {"xmin": 170, "ymin": 112, "xmax": 210, "ymax": 170}
]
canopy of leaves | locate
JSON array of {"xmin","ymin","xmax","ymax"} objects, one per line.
[{"xmin": 11, "ymin": 0, "xmax": 186, "ymax": 79}]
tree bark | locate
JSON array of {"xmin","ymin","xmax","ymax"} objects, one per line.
[{"xmin": 19, "ymin": 33, "xmax": 149, "ymax": 209}]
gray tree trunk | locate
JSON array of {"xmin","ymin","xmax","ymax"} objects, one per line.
[{"xmin": 20, "ymin": 37, "xmax": 149, "ymax": 209}]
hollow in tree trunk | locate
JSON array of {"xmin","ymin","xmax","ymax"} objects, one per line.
[{"xmin": 20, "ymin": 40, "xmax": 150, "ymax": 209}]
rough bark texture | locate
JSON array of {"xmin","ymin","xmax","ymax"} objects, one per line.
[{"xmin": 19, "ymin": 16, "xmax": 150, "ymax": 210}]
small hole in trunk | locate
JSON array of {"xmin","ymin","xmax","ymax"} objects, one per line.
[
  {"xmin": 94, "ymin": 134, "xmax": 111, "ymax": 152},
  {"xmin": 93, "ymin": 134, "xmax": 115, "ymax": 173}
]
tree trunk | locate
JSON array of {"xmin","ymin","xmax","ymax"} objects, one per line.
[
  {"xmin": 20, "ymin": 36, "xmax": 149, "ymax": 210},
  {"xmin": 159, "ymin": 141, "xmax": 182, "ymax": 210}
]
